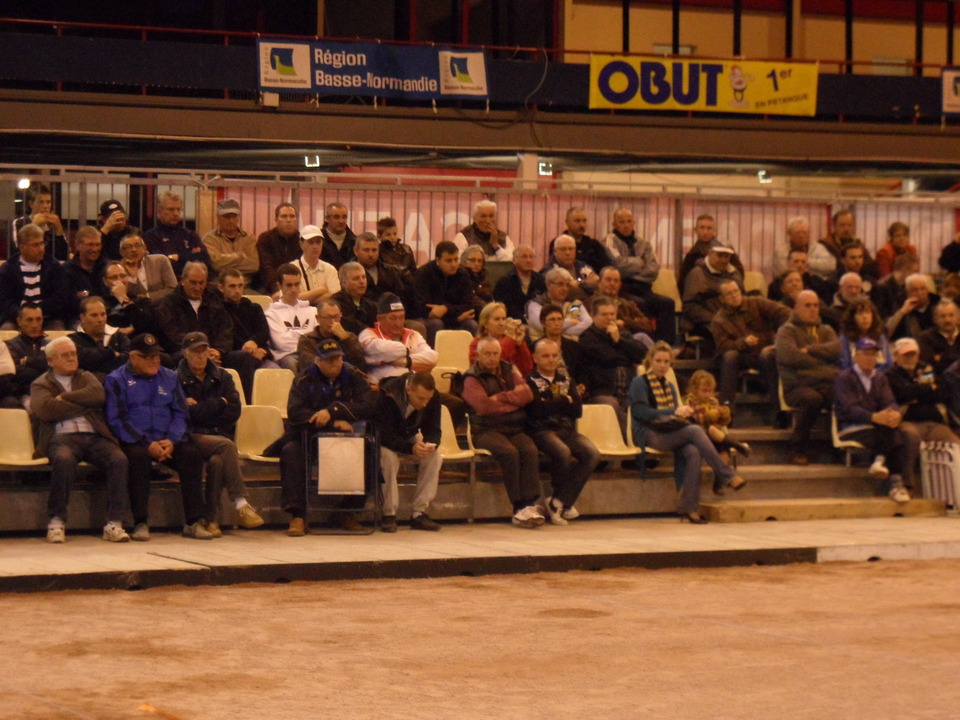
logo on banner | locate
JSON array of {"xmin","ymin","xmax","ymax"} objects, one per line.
[
  {"xmin": 439, "ymin": 51, "xmax": 487, "ymax": 96},
  {"xmin": 943, "ymin": 67, "xmax": 960, "ymax": 115},
  {"xmin": 259, "ymin": 42, "xmax": 312, "ymax": 89}
]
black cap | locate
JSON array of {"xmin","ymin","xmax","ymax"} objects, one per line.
[
  {"xmin": 99, "ymin": 199, "xmax": 124, "ymax": 217},
  {"xmin": 376, "ymin": 292, "xmax": 405, "ymax": 315},
  {"xmin": 130, "ymin": 333, "xmax": 161, "ymax": 356},
  {"xmin": 315, "ymin": 338, "xmax": 345, "ymax": 359},
  {"xmin": 182, "ymin": 332, "xmax": 210, "ymax": 352}
]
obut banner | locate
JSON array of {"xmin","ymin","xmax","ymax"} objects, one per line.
[
  {"xmin": 257, "ymin": 40, "xmax": 488, "ymax": 100},
  {"xmin": 589, "ymin": 55, "xmax": 818, "ymax": 116}
]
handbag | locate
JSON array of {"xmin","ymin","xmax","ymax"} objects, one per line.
[{"xmin": 649, "ymin": 415, "xmax": 690, "ymax": 433}]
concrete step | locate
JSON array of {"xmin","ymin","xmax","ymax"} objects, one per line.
[{"xmin": 700, "ymin": 497, "xmax": 946, "ymax": 523}]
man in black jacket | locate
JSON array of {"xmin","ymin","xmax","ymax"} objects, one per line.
[
  {"xmin": 177, "ymin": 332, "xmax": 264, "ymax": 537},
  {"xmin": 70, "ymin": 296, "xmax": 130, "ymax": 380},
  {"xmin": 577, "ymin": 296, "xmax": 646, "ymax": 434},
  {"xmin": 0, "ymin": 224, "xmax": 68, "ymax": 330},
  {"xmin": 414, "ymin": 240, "xmax": 479, "ymax": 344},
  {"xmin": 278, "ymin": 338, "xmax": 376, "ymax": 536},
  {"xmin": 5, "ymin": 303, "xmax": 48, "ymax": 407},
  {"xmin": 376, "ymin": 371, "xmax": 442, "ymax": 534},
  {"xmin": 219, "ymin": 268, "xmax": 277, "ymax": 374},
  {"xmin": 155, "ymin": 261, "xmax": 258, "ymax": 400},
  {"xmin": 525, "ymin": 339, "xmax": 598, "ymax": 525},
  {"xmin": 494, "ymin": 244, "xmax": 546, "ymax": 321}
]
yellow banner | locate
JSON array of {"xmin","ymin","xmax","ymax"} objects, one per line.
[{"xmin": 589, "ymin": 55, "xmax": 818, "ymax": 116}]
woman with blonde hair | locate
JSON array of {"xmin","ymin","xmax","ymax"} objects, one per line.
[
  {"xmin": 628, "ymin": 341, "xmax": 745, "ymax": 523},
  {"xmin": 468, "ymin": 301, "xmax": 533, "ymax": 375}
]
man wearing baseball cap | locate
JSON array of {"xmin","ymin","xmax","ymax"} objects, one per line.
[
  {"xmin": 104, "ymin": 332, "xmax": 211, "ymax": 540},
  {"xmin": 177, "ymin": 332, "xmax": 264, "ymax": 536},
  {"xmin": 834, "ymin": 336, "xmax": 914, "ymax": 503},
  {"xmin": 358, "ymin": 292, "xmax": 437, "ymax": 387},
  {"xmin": 277, "ymin": 338, "xmax": 376, "ymax": 535},
  {"xmin": 201, "ymin": 198, "xmax": 259, "ymax": 286},
  {"xmin": 681, "ymin": 241, "xmax": 744, "ymax": 357},
  {"xmin": 98, "ymin": 199, "xmax": 139, "ymax": 261}
]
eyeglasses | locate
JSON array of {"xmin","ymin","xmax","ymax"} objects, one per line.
[{"xmin": 319, "ymin": 313, "xmax": 342, "ymax": 321}]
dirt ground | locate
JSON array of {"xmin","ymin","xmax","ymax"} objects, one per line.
[{"xmin": 3, "ymin": 559, "xmax": 960, "ymax": 720}]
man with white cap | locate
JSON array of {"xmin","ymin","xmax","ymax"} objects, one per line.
[
  {"xmin": 292, "ymin": 225, "xmax": 340, "ymax": 305},
  {"xmin": 202, "ymin": 198, "xmax": 259, "ymax": 285},
  {"xmin": 682, "ymin": 242, "xmax": 744, "ymax": 355},
  {"xmin": 887, "ymin": 336, "xmax": 960, "ymax": 490},
  {"xmin": 834, "ymin": 336, "xmax": 914, "ymax": 503},
  {"xmin": 257, "ymin": 202, "xmax": 302, "ymax": 294},
  {"xmin": 359, "ymin": 292, "xmax": 438, "ymax": 387}
]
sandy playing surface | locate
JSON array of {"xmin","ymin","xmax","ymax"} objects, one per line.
[{"xmin": 3, "ymin": 559, "xmax": 960, "ymax": 720}]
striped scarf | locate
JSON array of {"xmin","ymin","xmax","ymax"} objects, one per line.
[{"xmin": 645, "ymin": 370, "xmax": 676, "ymax": 411}]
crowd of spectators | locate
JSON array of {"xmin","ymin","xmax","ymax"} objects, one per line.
[{"xmin": 7, "ymin": 188, "xmax": 960, "ymax": 538}]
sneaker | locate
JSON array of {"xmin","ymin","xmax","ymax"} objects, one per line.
[
  {"xmin": 183, "ymin": 521, "xmax": 214, "ymax": 540},
  {"xmin": 561, "ymin": 505, "xmax": 580, "ymax": 521},
  {"xmin": 235, "ymin": 503, "xmax": 264, "ymax": 529},
  {"xmin": 287, "ymin": 517, "xmax": 306, "ymax": 537},
  {"xmin": 512, "ymin": 504, "xmax": 546, "ymax": 529},
  {"xmin": 381, "ymin": 515, "xmax": 398, "ymax": 533},
  {"xmin": 203, "ymin": 520, "xmax": 223, "ymax": 538},
  {"xmin": 410, "ymin": 513, "xmax": 441, "ymax": 531},
  {"xmin": 889, "ymin": 485, "xmax": 911, "ymax": 503},
  {"xmin": 46, "ymin": 524, "xmax": 65, "ymax": 544},
  {"xmin": 131, "ymin": 523, "xmax": 151, "ymax": 542},
  {"xmin": 541, "ymin": 497, "xmax": 568, "ymax": 526},
  {"xmin": 102, "ymin": 522, "xmax": 130, "ymax": 543},
  {"xmin": 870, "ymin": 456, "xmax": 890, "ymax": 480}
]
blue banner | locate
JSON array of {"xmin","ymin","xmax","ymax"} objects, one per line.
[{"xmin": 257, "ymin": 40, "xmax": 488, "ymax": 100}]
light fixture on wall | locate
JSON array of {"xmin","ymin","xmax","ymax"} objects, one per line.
[
  {"xmin": 757, "ymin": 170, "xmax": 772, "ymax": 184},
  {"xmin": 17, "ymin": 178, "xmax": 30, "ymax": 190}
]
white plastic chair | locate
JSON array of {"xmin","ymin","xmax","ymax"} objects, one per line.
[
  {"xmin": 434, "ymin": 330, "xmax": 474, "ymax": 372},
  {"xmin": 223, "ymin": 367, "xmax": 247, "ymax": 406},
  {"xmin": 235, "ymin": 405, "xmax": 285, "ymax": 463},
  {"xmin": 438, "ymin": 405, "xmax": 477, "ymax": 520},
  {"xmin": 431, "ymin": 365, "xmax": 460, "ymax": 395},
  {"xmin": 831, "ymin": 411, "xmax": 867, "ymax": 468},
  {"xmin": 0, "ymin": 408, "xmax": 50, "ymax": 467},
  {"xmin": 247, "ymin": 294, "xmax": 274, "ymax": 311},
  {"xmin": 577, "ymin": 404, "xmax": 641, "ymax": 461},
  {"xmin": 251, "ymin": 367, "xmax": 295, "ymax": 418},
  {"xmin": 743, "ymin": 270, "xmax": 767, "ymax": 297}
]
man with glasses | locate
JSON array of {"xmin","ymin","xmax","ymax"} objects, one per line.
[
  {"xmin": 119, "ymin": 232, "xmax": 177, "ymax": 301},
  {"xmin": 0, "ymin": 224, "xmax": 68, "ymax": 330},
  {"xmin": 295, "ymin": 298, "xmax": 366, "ymax": 374},
  {"xmin": 101, "ymin": 261, "xmax": 162, "ymax": 340},
  {"xmin": 525, "ymin": 267, "xmax": 591, "ymax": 341},
  {"xmin": 31, "ymin": 337, "xmax": 131, "ymax": 543},
  {"xmin": 104, "ymin": 333, "xmax": 210, "ymax": 541}
]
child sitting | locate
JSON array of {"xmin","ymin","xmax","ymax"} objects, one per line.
[{"xmin": 685, "ymin": 370, "xmax": 751, "ymax": 475}]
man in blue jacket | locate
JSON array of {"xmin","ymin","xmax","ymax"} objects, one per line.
[{"xmin": 104, "ymin": 333, "xmax": 211, "ymax": 540}]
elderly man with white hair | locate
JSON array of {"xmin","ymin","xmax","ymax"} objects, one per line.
[
  {"xmin": 544, "ymin": 233, "xmax": 599, "ymax": 295},
  {"xmin": 30, "ymin": 336, "xmax": 130, "ymax": 543},
  {"xmin": 453, "ymin": 199, "xmax": 514, "ymax": 261},
  {"xmin": 526, "ymin": 267, "xmax": 592, "ymax": 341},
  {"xmin": 887, "ymin": 272, "xmax": 940, "ymax": 341},
  {"xmin": 886, "ymin": 336, "xmax": 960, "ymax": 490}
]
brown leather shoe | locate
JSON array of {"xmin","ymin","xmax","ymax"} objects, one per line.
[
  {"xmin": 381, "ymin": 515, "xmax": 398, "ymax": 533},
  {"xmin": 287, "ymin": 517, "xmax": 306, "ymax": 537}
]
